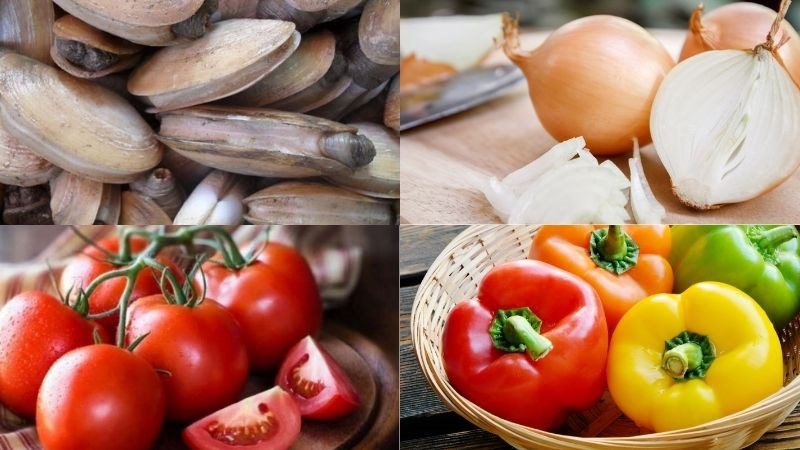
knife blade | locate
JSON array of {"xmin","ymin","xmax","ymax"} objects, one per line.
[{"xmin": 399, "ymin": 64, "xmax": 525, "ymax": 132}]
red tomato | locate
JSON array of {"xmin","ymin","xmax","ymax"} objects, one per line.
[
  {"xmin": 36, "ymin": 344, "xmax": 165, "ymax": 450},
  {"xmin": 199, "ymin": 243, "xmax": 322, "ymax": 372},
  {"xmin": 0, "ymin": 291, "xmax": 108, "ymax": 419},
  {"xmin": 126, "ymin": 295, "xmax": 250, "ymax": 422},
  {"xmin": 276, "ymin": 336, "xmax": 360, "ymax": 420},
  {"xmin": 59, "ymin": 235, "xmax": 183, "ymax": 333},
  {"xmin": 183, "ymin": 386, "xmax": 301, "ymax": 450}
]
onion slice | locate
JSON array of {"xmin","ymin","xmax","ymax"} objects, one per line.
[{"xmin": 628, "ymin": 139, "xmax": 666, "ymax": 224}]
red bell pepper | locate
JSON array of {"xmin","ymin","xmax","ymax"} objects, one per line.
[{"xmin": 442, "ymin": 260, "xmax": 608, "ymax": 430}]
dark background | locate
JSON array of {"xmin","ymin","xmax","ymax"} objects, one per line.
[{"xmin": 401, "ymin": 0, "xmax": 798, "ymax": 29}]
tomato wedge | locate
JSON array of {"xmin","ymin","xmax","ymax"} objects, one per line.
[
  {"xmin": 182, "ymin": 386, "xmax": 301, "ymax": 450},
  {"xmin": 276, "ymin": 336, "xmax": 360, "ymax": 420}
]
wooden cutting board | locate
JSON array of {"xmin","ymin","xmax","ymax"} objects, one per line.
[{"xmin": 400, "ymin": 29, "xmax": 800, "ymax": 224}]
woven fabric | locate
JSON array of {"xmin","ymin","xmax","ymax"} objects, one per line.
[{"xmin": 0, "ymin": 225, "xmax": 362, "ymax": 449}]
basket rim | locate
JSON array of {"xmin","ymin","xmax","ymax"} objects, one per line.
[{"xmin": 409, "ymin": 224, "xmax": 800, "ymax": 445}]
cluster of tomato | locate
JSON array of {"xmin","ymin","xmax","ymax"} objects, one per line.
[{"xmin": 0, "ymin": 233, "xmax": 361, "ymax": 450}]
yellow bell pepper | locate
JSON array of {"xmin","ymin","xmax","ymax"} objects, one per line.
[{"xmin": 607, "ymin": 282, "xmax": 783, "ymax": 432}]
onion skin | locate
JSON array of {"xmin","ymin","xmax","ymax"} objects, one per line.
[
  {"xmin": 680, "ymin": 3, "xmax": 800, "ymax": 87},
  {"xmin": 503, "ymin": 15, "xmax": 674, "ymax": 156}
]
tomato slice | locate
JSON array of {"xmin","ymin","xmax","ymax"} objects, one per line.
[
  {"xmin": 182, "ymin": 387, "xmax": 301, "ymax": 450},
  {"xmin": 276, "ymin": 336, "xmax": 360, "ymax": 420}
]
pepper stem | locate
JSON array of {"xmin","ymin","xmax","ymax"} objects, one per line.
[
  {"xmin": 662, "ymin": 342, "xmax": 703, "ymax": 379},
  {"xmin": 757, "ymin": 226, "xmax": 796, "ymax": 249},
  {"xmin": 503, "ymin": 315, "xmax": 553, "ymax": 360},
  {"xmin": 600, "ymin": 225, "xmax": 627, "ymax": 260}
]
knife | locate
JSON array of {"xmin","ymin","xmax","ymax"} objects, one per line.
[{"xmin": 399, "ymin": 64, "xmax": 525, "ymax": 132}]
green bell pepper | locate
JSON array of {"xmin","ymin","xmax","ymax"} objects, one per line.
[{"xmin": 670, "ymin": 225, "xmax": 800, "ymax": 329}]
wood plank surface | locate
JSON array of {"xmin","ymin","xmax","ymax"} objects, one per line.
[
  {"xmin": 400, "ymin": 30, "xmax": 800, "ymax": 224},
  {"xmin": 400, "ymin": 225, "xmax": 800, "ymax": 450}
]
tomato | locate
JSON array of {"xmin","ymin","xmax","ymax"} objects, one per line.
[
  {"xmin": 276, "ymin": 336, "xmax": 360, "ymax": 420},
  {"xmin": 36, "ymin": 344, "xmax": 165, "ymax": 450},
  {"xmin": 0, "ymin": 291, "xmax": 108, "ymax": 419},
  {"xmin": 183, "ymin": 386, "xmax": 301, "ymax": 450},
  {"xmin": 126, "ymin": 295, "xmax": 250, "ymax": 422},
  {"xmin": 59, "ymin": 235, "xmax": 183, "ymax": 333},
  {"xmin": 199, "ymin": 242, "xmax": 322, "ymax": 372}
]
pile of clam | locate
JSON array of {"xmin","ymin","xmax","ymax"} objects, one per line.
[{"xmin": 0, "ymin": 0, "xmax": 399, "ymax": 225}]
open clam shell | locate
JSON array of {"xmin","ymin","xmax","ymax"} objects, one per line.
[
  {"xmin": 0, "ymin": 51, "xmax": 163, "ymax": 183},
  {"xmin": 157, "ymin": 105, "xmax": 376, "ymax": 178},
  {"xmin": 128, "ymin": 19, "xmax": 300, "ymax": 112},
  {"xmin": 226, "ymin": 29, "xmax": 336, "ymax": 107},
  {"xmin": 0, "ymin": 0, "xmax": 54, "ymax": 64},
  {"xmin": 52, "ymin": 0, "xmax": 217, "ymax": 46},
  {"xmin": 326, "ymin": 122, "xmax": 398, "ymax": 199},
  {"xmin": 0, "ymin": 123, "xmax": 59, "ymax": 187},
  {"xmin": 243, "ymin": 180, "xmax": 394, "ymax": 225},
  {"xmin": 51, "ymin": 15, "xmax": 143, "ymax": 79}
]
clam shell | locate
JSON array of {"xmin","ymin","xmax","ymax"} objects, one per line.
[
  {"xmin": 49, "ymin": 171, "xmax": 104, "ymax": 225},
  {"xmin": 130, "ymin": 168, "xmax": 186, "ymax": 219},
  {"xmin": 52, "ymin": 0, "xmax": 208, "ymax": 46},
  {"xmin": 326, "ymin": 123, "xmax": 399, "ymax": 199},
  {"xmin": 128, "ymin": 19, "xmax": 300, "ymax": 112},
  {"xmin": 120, "ymin": 191, "xmax": 173, "ymax": 225},
  {"xmin": 0, "ymin": 0, "xmax": 54, "ymax": 64},
  {"xmin": 0, "ymin": 123, "xmax": 59, "ymax": 187},
  {"xmin": 256, "ymin": 0, "xmax": 362, "ymax": 32},
  {"xmin": 214, "ymin": 0, "xmax": 259, "ymax": 20},
  {"xmin": 0, "ymin": 52, "xmax": 163, "ymax": 183},
  {"xmin": 265, "ymin": 53, "xmax": 351, "ymax": 113},
  {"xmin": 243, "ymin": 181, "xmax": 394, "ymax": 225},
  {"xmin": 157, "ymin": 106, "xmax": 374, "ymax": 178},
  {"xmin": 359, "ymin": 0, "xmax": 399, "ymax": 66},
  {"xmin": 384, "ymin": 75, "xmax": 399, "ymax": 130},
  {"xmin": 51, "ymin": 15, "xmax": 143, "ymax": 79},
  {"xmin": 174, "ymin": 170, "xmax": 249, "ymax": 225},
  {"xmin": 226, "ymin": 29, "xmax": 336, "ymax": 107}
]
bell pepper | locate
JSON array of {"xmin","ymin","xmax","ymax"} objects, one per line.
[
  {"xmin": 671, "ymin": 225, "xmax": 800, "ymax": 329},
  {"xmin": 607, "ymin": 282, "xmax": 783, "ymax": 432},
  {"xmin": 442, "ymin": 260, "xmax": 608, "ymax": 430},
  {"xmin": 529, "ymin": 225, "xmax": 673, "ymax": 331}
]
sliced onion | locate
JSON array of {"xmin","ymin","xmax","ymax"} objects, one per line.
[{"xmin": 628, "ymin": 139, "xmax": 666, "ymax": 224}]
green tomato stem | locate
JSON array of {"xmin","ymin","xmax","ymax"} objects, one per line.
[{"xmin": 503, "ymin": 315, "xmax": 553, "ymax": 360}]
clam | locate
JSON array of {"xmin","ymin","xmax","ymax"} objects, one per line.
[
  {"xmin": 226, "ymin": 29, "xmax": 337, "ymax": 107},
  {"xmin": 265, "ymin": 50, "xmax": 351, "ymax": 113},
  {"xmin": 157, "ymin": 106, "xmax": 376, "ymax": 178},
  {"xmin": 0, "ymin": 0, "xmax": 54, "ymax": 64},
  {"xmin": 311, "ymin": 78, "xmax": 389, "ymax": 121},
  {"xmin": 326, "ymin": 122, "xmax": 398, "ymax": 198},
  {"xmin": 0, "ymin": 123, "xmax": 59, "ymax": 187},
  {"xmin": 128, "ymin": 19, "xmax": 300, "ymax": 112},
  {"xmin": 0, "ymin": 51, "xmax": 163, "ymax": 183},
  {"xmin": 256, "ymin": 0, "xmax": 363, "ymax": 32},
  {"xmin": 160, "ymin": 149, "xmax": 213, "ymax": 192},
  {"xmin": 244, "ymin": 180, "xmax": 394, "ymax": 225},
  {"xmin": 3, "ymin": 185, "xmax": 52, "ymax": 224},
  {"xmin": 384, "ymin": 75, "xmax": 399, "ymax": 130},
  {"xmin": 120, "ymin": 191, "xmax": 172, "ymax": 225},
  {"xmin": 346, "ymin": 0, "xmax": 399, "ymax": 89},
  {"xmin": 52, "ymin": 0, "xmax": 219, "ymax": 46},
  {"xmin": 174, "ymin": 170, "xmax": 250, "ymax": 225},
  {"xmin": 51, "ymin": 15, "xmax": 144, "ymax": 79},
  {"xmin": 50, "ymin": 171, "xmax": 120, "ymax": 224},
  {"xmin": 130, "ymin": 168, "xmax": 186, "ymax": 219}
]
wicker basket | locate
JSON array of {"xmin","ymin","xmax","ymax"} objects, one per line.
[{"xmin": 410, "ymin": 225, "xmax": 800, "ymax": 450}]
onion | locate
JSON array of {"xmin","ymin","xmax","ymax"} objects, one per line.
[
  {"xmin": 651, "ymin": 0, "xmax": 800, "ymax": 210},
  {"xmin": 628, "ymin": 139, "xmax": 666, "ymax": 224},
  {"xmin": 502, "ymin": 15, "xmax": 674, "ymax": 156},
  {"xmin": 680, "ymin": 2, "xmax": 800, "ymax": 87},
  {"xmin": 480, "ymin": 137, "xmax": 632, "ymax": 224}
]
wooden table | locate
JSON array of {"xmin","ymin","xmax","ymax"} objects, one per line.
[
  {"xmin": 400, "ymin": 29, "xmax": 800, "ymax": 224},
  {"xmin": 399, "ymin": 225, "xmax": 800, "ymax": 449}
]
